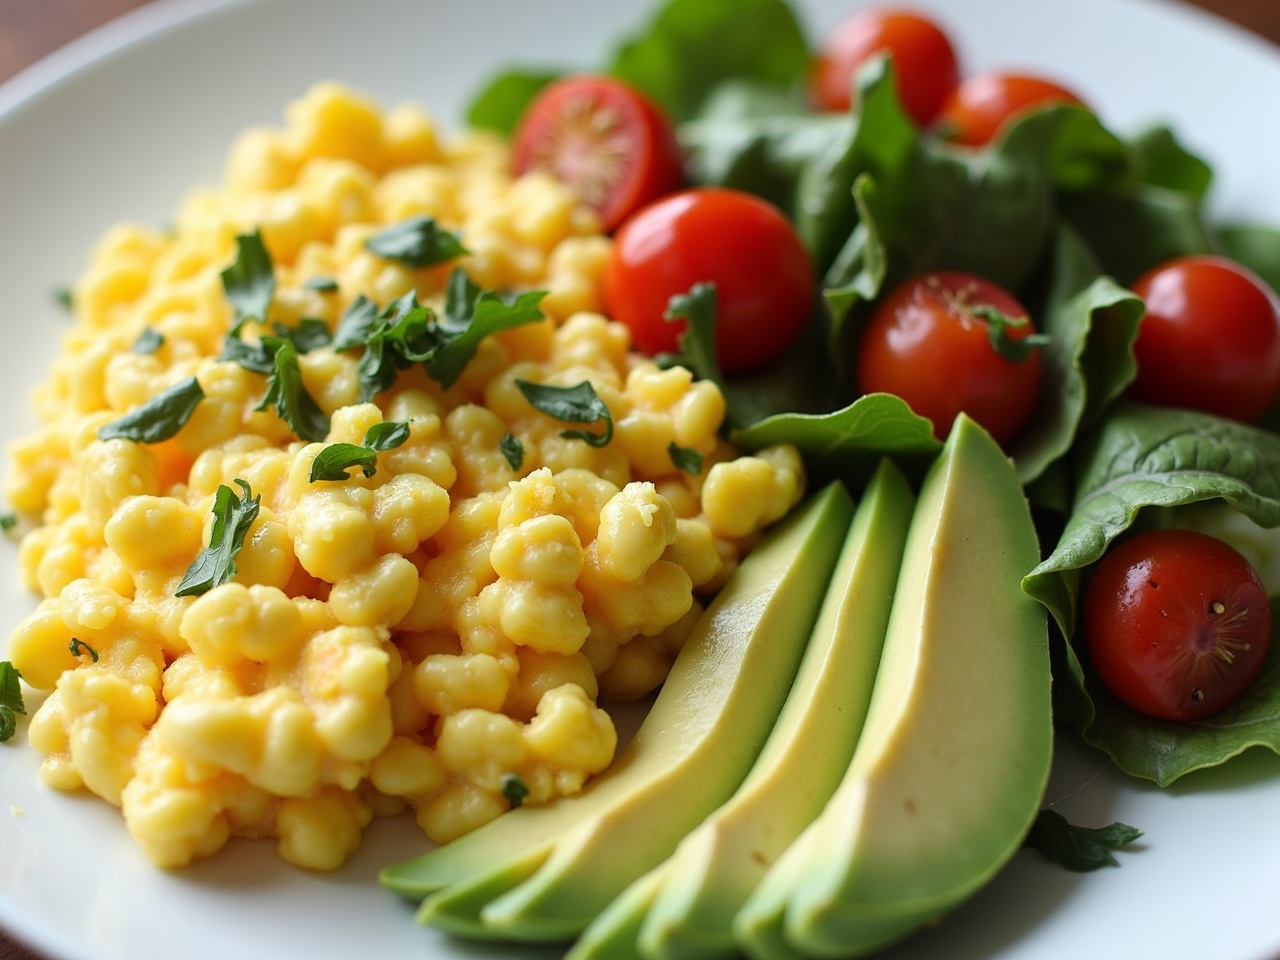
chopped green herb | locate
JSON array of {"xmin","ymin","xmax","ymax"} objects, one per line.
[
  {"xmin": 302, "ymin": 275, "xmax": 340, "ymax": 293},
  {"xmin": 501, "ymin": 773, "xmax": 530, "ymax": 809},
  {"xmin": 331, "ymin": 295, "xmax": 381, "ymax": 351},
  {"xmin": 175, "ymin": 479, "xmax": 261, "ymax": 597},
  {"xmin": 499, "ymin": 432, "xmax": 524, "ymax": 471},
  {"xmin": 974, "ymin": 306, "xmax": 1052, "ymax": 363},
  {"xmin": 0, "ymin": 661, "xmax": 25, "ymax": 744},
  {"xmin": 431, "ymin": 269, "xmax": 546, "ymax": 388},
  {"xmin": 281, "ymin": 317, "xmax": 333, "ymax": 353},
  {"xmin": 667, "ymin": 441, "xmax": 703, "ymax": 475},
  {"xmin": 132, "ymin": 327, "xmax": 165, "ymax": 354},
  {"xmin": 255, "ymin": 338, "xmax": 331, "ymax": 442},
  {"xmin": 221, "ymin": 229, "xmax": 276, "ymax": 335},
  {"xmin": 97, "ymin": 376, "xmax": 205, "ymax": 444},
  {"xmin": 1024, "ymin": 809, "xmax": 1143, "ymax": 871},
  {"xmin": 664, "ymin": 283, "xmax": 727, "ymax": 392},
  {"xmin": 69, "ymin": 638, "xmax": 99, "ymax": 663},
  {"xmin": 515, "ymin": 379, "xmax": 614, "ymax": 447},
  {"xmin": 309, "ymin": 420, "xmax": 412, "ymax": 482},
  {"xmin": 54, "ymin": 286, "xmax": 74, "ymax": 312},
  {"xmin": 365, "ymin": 216, "xmax": 468, "ymax": 269},
  {"xmin": 0, "ymin": 513, "xmax": 17, "ymax": 533}
]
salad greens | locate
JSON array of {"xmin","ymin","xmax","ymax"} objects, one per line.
[{"xmin": 467, "ymin": 0, "xmax": 1280, "ymax": 787}]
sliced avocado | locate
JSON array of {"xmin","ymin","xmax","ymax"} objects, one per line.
[
  {"xmin": 386, "ymin": 481, "xmax": 855, "ymax": 938},
  {"xmin": 736, "ymin": 414, "xmax": 1053, "ymax": 959},
  {"xmin": 564, "ymin": 865, "xmax": 667, "ymax": 960},
  {"xmin": 624, "ymin": 458, "xmax": 915, "ymax": 960}
]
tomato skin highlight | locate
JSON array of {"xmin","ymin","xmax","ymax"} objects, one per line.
[
  {"xmin": 1084, "ymin": 529, "xmax": 1272, "ymax": 723},
  {"xmin": 811, "ymin": 8, "xmax": 960, "ymax": 126},
  {"xmin": 512, "ymin": 75, "xmax": 684, "ymax": 232},
  {"xmin": 603, "ymin": 187, "xmax": 814, "ymax": 376},
  {"xmin": 855, "ymin": 271, "xmax": 1044, "ymax": 444},
  {"xmin": 1129, "ymin": 254, "xmax": 1280, "ymax": 423},
  {"xmin": 937, "ymin": 72, "xmax": 1085, "ymax": 147}
]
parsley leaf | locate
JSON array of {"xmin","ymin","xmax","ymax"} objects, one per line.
[
  {"xmin": 221, "ymin": 229, "xmax": 276, "ymax": 335},
  {"xmin": 431, "ymin": 269, "xmax": 547, "ymax": 388},
  {"xmin": 53, "ymin": 286, "xmax": 74, "ymax": 313},
  {"xmin": 500, "ymin": 432, "xmax": 524, "ymax": 470},
  {"xmin": 667, "ymin": 441, "xmax": 703, "ymax": 475},
  {"xmin": 1023, "ymin": 809, "xmax": 1143, "ymax": 871},
  {"xmin": 281, "ymin": 317, "xmax": 333, "ymax": 353},
  {"xmin": 331, "ymin": 295, "xmax": 381, "ymax": 351},
  {"xmin": 69, "ymin": 638, "xmax": 99, "ymax": 662},
  {"xmin": 365, "ymin": 216, "xmax": 468, "ymax": 269},
  {"xmin": 175, "ymin": 479, "xmax": 261, "ymax": 597},
  {"xmin": 501, "ymin": 773, "xmax": 530, "ymax": 809},
  {"xmin": 132, "ymin": 327, "xmax": 164, "ymax": 354},
  {"xmin": 515, "ymin": 379, "xmax": 614, "ymax": 447},
  {"xmin": 97, "ymin": 376, "xmax": 205, "ymax": 444},
  {"xmin": 309, "ymin": 420, "xmax": 411, "ymax": 482},
  {"xmin": 0, "ymin": 513, "xmax": 17, "ymax": 533},
  {"xmin": 1, "ymin": 661, "xmax": 26, "ymax": 743},
  {"xmin": 664, "ymin": 282, "xmax": 727, "ymax": 393},
  {"xmin": 303, "ymin": 275, "xmax": 340, "ymax": 293},
  {"xmin": 254, "ymin": 338, "xmax": 331, "ymax": 442}
]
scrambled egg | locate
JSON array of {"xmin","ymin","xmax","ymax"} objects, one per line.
[{"xmin": 2, "ymin": 83, "xmax": 804, "ymax": 870}]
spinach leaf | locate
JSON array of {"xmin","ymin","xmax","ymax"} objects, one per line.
[
  {"xmin": 1008, "ymin": 225, "xmax": 1144, "ymax": 483},
  {"xmin": 1024, "ymin": 809, "xmax": 1142, "ymax": 871},
  {"xmin": 309, "ymin": 421, "xmax": 411, "ymax": 482},
  {"xmin": 255, "ymin": 338, "xmax": 331, "ymax": 442},
  {"xmin": 97, "ymin": 377, "xmax": 205, "ymax": 444},
  {"xmin": 466, "ymin": 69, "xmax": 564, "ymax": 135},
  {"xmin": 0, "ymin": 660, "xmax": 25, "ymax": 743},
  {"xmin": 607, "ymin": 0, "xmax": 809, "ymax": 123},
  {"xmin": 515, "ymin": 380, "xmax": 614, "ymax": 447},
  {"xmin": 221, "ymin": 229, "xmax": 275, "ymax": 334},
  {"xmin": 365, "ymin": 216, "xmax": 468, "ymax": 269},
  {"xmin": 175, "ymin": 479, "xmax": 261, "ymax": 597}
]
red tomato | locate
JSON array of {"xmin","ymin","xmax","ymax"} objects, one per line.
[
  {"xmin": 855, "ymin": 271, "xmax": 1044, "ymax": 444},
  {"xmin": 603, "ymin": 188, "xmax": 814, "ymax": 376},
  {"xmin": 937, "ymin": 72, "xmax": 1085, "ymax": 147},
  {"xmin": 1129, "ymin": 254, "xmax": 1280, "ymax": 422},
  {"xmin": 513, "ymin": 76, "xmax": 684, "ymax": 232},
  {"xmin": 1084, "ymin": 529, "xmax": 1272, "ymax": 722},
  {"xmin": 811, "ymin": 8, "xmax": 960, "ymax": 126}
]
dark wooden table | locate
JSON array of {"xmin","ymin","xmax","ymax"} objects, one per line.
[{"xmin": 0, "ymin": 0, "xmax": 1277, "ymax": 959}]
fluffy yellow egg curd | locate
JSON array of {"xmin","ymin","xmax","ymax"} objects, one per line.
[{"xmin": 2, "ymin": 83, "xmax": 804, "ymax": 871}]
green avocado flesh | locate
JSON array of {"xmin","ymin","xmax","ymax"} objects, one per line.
[
  {"xmin": 590, "ymin": 458, "xmax": 916, "ymax": 960},
  {"xmin": 736, "ymin": 414, "xmax": 1053, "ymax": 959},
  {"xmin": 379, "ymin": 481, "xmax": 855, "ymax": 940}
]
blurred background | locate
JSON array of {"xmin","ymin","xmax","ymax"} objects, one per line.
[{"xmin": 0, "ymin": 0, "xmax": 1278, "ymax": 84}]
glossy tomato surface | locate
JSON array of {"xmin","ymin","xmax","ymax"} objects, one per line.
[
  {"xmin": 937, "ymin": 71, "xmax": 1084, "ymax": 146},
  {"xmin": 811, "ymin": 8, "xmax": 960, "ymax": 125},
  {"xmin": 603, "ymin": 187, "xmax": 814, "ymax": 376},
  {"xmin": 1084, "ymin": 529, "xmax": 1272, "ymax": 722},
  {"xmin": 1129, "ymin": 254, "xmax": 1280, "ymax": 422},
  {"xmin": 855, "ymin": 271, "xmax": 1043, "ymax": 443},
  {"xmin": 513, "ymin": 75, "xmax": 684, "ymax": 232}
]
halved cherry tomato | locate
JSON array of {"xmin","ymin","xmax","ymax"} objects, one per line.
[
  {"xmin": 603, "ymin": 187, "xmax": 814, "ymax": 376},
  {"xmin": 1129, "ymin": 254, "xmax": 1280, "ymax": 423},
  {"xmin": 513, "ymin": 76, "xmax": 684, "ymax": 232},
  {"xmin": 1084, "ymin": 528, "xmax": 1272, "ymax": 722},
  {"xmin": 937, "ymin": 72, "xmax": 1084, "ymax": 147},
  {"xmin": 855, "ymin": 271, "xmax": 1044, "ymax": 444},
  {"xmin": 811, "ymin": 8, "xmax": 960, "ymax": 126}
]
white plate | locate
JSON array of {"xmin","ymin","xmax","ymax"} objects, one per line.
[{"xmin": 1, "ymin": 1, "xmax": 1279, "ymax": 958}]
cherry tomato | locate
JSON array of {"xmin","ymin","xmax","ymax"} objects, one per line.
[
  {"xmin": 937, "ymin": 72, "xmax": 1084, "ymax": 147},
  {"xmin": 855, "ymin": 271, "xmax": 1044, "ymax": 444},
  {"xmin": 513, "ymin": 76, "xmax": 684, "ymax": 232},
  {"xmin": 1084, "ymin": 529, "xmax": 1272, "ymax": 722},
  {"xmin": 603, "ymin": 188, "xmax": 814, "ymax": 376},
  {"xmin": 811, "ymin": 8, "xmax": 960, "ymax": 126},
  {"xmin": 1128, "ymin": 254, "xmax": 1280, "ymax": 423}
]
